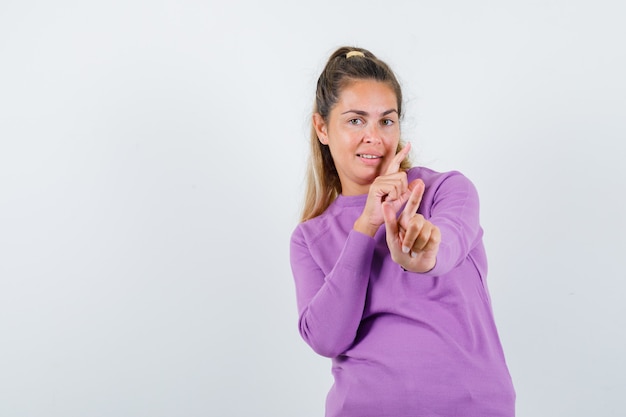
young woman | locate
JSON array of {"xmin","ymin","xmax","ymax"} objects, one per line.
[{"xmin": 290, "ymin": 46, "xmax": 515, "ymax": 417}]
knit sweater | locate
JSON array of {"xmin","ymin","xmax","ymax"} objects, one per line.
[{"xmin": 290, "ymin": 167, "xmax": 515, "ymax": 417}]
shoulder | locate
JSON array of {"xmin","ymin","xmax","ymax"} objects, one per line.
[
  {"xmin": 407, "ymin": 166, "xmax": 476, "ymax": 191},
  {"xmin": 290, "ymin": 207, "xmax": 334, "ymax": 247},
  {"xmin": 407, "ymin": 166, "xmax": 481, "ymax": 215}
]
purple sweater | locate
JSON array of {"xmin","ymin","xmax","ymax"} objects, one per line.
[{"xmin": 290, "ymin": 167, "xmax": 515, "ymax": 417}]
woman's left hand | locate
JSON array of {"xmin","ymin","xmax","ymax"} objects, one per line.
[{"xmin": 382, "ymin": 179, "xmax": 441, "ymax": 273}]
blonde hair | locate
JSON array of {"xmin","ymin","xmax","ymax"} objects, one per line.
[{"xmin": 300, "ymin": 46, "xmax": 411, "ymax": 222}]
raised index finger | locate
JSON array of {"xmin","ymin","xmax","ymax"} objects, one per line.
[
  {"xmin": 384, "ymin": 142, "xmax": 411, "ymax": 175},
  {"xmin": 403, "ymin": 179, "xmax": 425, "ymax": 218}
]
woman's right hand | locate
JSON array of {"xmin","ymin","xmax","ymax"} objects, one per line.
[{"xmin": 353, "ymin": 144, "xmax": 414, "ymax": 237}]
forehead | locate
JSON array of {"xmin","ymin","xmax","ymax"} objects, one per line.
[{"xmin": 336, "ymin": 79, "xmax": 398, "ymax": 111}]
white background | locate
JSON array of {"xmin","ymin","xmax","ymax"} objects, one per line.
[{"xmin": 1, "ymin": 1, "xmax": 625, "ymax": 416}]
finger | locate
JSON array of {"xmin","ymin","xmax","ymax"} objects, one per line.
[
  {"xmin": 382, "ymin": 202, "xmax": 400, "ymax": 245},
  {"xmin": 401, "ymin": 214, "xmax": 425, "ymax": 253},
  {"xmin": 384, "ymin": 142, "xmax": 411, "ymax": 175},
  {"xmin": 376, "ymin": 180, "xmax": 400, "ymax": 203},
  {"xmin": 411, "ymin": 222, "xmax": 433, "ymax": 251},
  {"xmin": 375, "ymin": 175, "xmax": 408, "ymax": 203},
  {"xmin": 403, "ymin": 179, "xmax": 425, "ymax": 218},
  {"xmin": 411, "ymin": 223, "xmax": 441, "ymax": 256},
  {"xmin": 422, "ymin": 225, "xmax": 441, "ymax": 252}
]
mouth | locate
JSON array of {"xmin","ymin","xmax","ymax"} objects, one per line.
[{"xmin": 356, "ymin": 153, "xmax": 382, "ymax": 160}]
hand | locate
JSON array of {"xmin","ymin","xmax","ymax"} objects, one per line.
[
  {"xmin": 353, "ymin": 144, "xmax": 413, "ymax": 237},
  {"xmin": 382, "ymin": 180, "xmax": 441, "ymax": 273}
]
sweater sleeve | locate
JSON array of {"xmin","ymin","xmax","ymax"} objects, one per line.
[
  {"xmin": 289, "ymin": 228, "xmax": 376, "ymax": 358},
  {"xmin": 421, "ymin": 172, "xmax": 484, "ymax": 277}
]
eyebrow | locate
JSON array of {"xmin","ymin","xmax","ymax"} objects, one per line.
[{"xmin": 340, "ymin": 109, "xmax": 398, "ymax": 116}]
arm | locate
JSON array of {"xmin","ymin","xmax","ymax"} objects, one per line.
[
  {"xmin": 425, "ymin": 173, "xmax": 483, "ymax": 276},
  {"xmin": 290, "ymin": 228, "xmax": 375, "ymax": 358},
  {"xmin": 382, "ymin": 172, "xmax": 483, "ymax": 275},
  {"xmin": 385, "ymin": 172, "xmax": 483, "ymax": 276},
  {"xmin": 290, "ymin": 146, "xmax": 416, "ymax": 357}
]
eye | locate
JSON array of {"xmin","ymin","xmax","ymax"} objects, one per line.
[
  {"xmin": 381, "ymin": 118, "xmax": 395, "ymax": 126},
  {"xmin": 348, "ymin": 118, "xmax": 363, "ymax": 126}
]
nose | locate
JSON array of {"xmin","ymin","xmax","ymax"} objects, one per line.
[{"xmin": 363, "ymin": 123, "xmax": 383, "ymax": 144}]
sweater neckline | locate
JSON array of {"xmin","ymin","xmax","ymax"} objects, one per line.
[{"xmin": 334, "ymin": 193, "xmax": 368, "ymax": 207}]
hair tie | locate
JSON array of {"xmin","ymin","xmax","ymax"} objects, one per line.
[{"xmin": 346, "ymin": 51, "xmax": 365, "ymax": 59}]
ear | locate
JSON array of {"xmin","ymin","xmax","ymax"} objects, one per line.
[{"xmin": 312, "ymin": 113, "xmax": 329, "ymax": 145}]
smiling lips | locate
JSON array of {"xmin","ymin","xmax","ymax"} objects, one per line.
[{"xmin": 357, "ymin": 153, "xmax": 382, "ymax": 159}]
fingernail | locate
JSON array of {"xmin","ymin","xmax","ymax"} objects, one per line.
[
  {"xmin": 402, "ymin": 245, "xmax": 410, "ymax": 254},
  {"xmin": 411, "ymin": 251, "xmax": 417, "ymax": 258}
]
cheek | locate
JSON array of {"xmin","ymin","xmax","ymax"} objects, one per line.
[
  {"xmin": 388, "ymin": 137, "xmax": 401, "ymax": 152},
  {"xmin": 328, "ymin": 141, "xmax": 350, "ymax": 161},
  {"xmin": 328, "ymin": 140, "xmax": 360, "ymax": 168},
  {"xmin": 329, "ymin": 132, "xmax": 357, "ymax": 151}
]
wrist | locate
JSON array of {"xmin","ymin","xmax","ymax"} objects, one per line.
[
  {"xmin": 353, "ymin": 216, "xmax": 379, "ymax": 237},
  {"xmin": 401, "ymin": 256, "xmax": 437, "ymax": 274}
]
